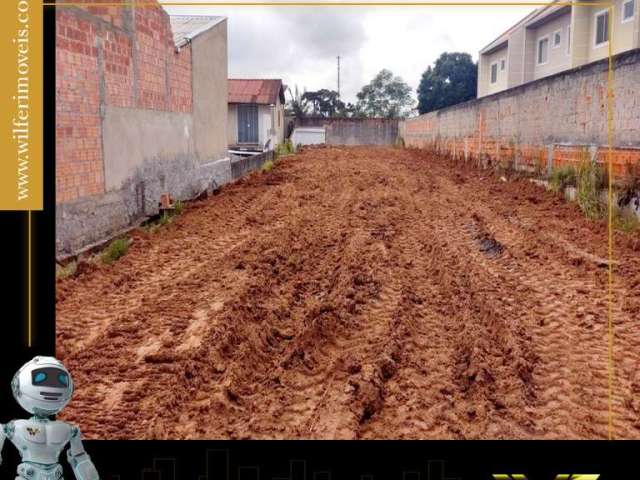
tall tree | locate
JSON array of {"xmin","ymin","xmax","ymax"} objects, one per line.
[
  {"xmin": 417, "ymin": 52, "xmax": 477, "ymax": 114},
  {"xmin": 302, "ymin": 89, "xmax": 345, "ymax": 117},
  {"xmin": 355, "ymin": 69, "xmax": 414, "ymax": 119}
]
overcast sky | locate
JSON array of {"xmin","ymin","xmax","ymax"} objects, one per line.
[{"xmin": 163, "ymin": 2, "xmax": 537, "ymax": 104}]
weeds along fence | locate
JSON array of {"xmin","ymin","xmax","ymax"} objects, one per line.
[{"xmin": 411, "ymin": 139, "xmax": 640, "ymax": 228}]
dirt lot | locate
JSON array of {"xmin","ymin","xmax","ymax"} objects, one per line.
[{"xmin": 56, "ymin": 146, "xmax": 640, "ymax": 439}]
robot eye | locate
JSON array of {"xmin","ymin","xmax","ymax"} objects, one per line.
[
  {"xmin": 34, "ymin": 372, "xmax": 47, "ymax": 384},
  {"xmin": 58, "ymin": 373, "xmax": 69, "ymax": 386}
]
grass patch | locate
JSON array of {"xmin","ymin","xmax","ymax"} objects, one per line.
[
  {"xmin": 576, "ymin": 155, "xmax": 607, "ymax": 220},
  {"xmin": 549, "ymin": 165, "xmax": 577, "ymax": 192},
  {"xmin": 144, "ymin": 212, "xmax": 170, "ymax": 233},
  {"xmin": 275, "ymin": 140, "xmax": 295, "ymax": 159},
  {"xmin": 56, "ymin": 261, "xmax": 77, "ymax": 280},
  {"xmin": 101, "ymin": 237, "xmax": 130, "ymax": 264},
  {"xmin": 262, "ymin": 160, "xmax": 274, "ymax": 173},
  {"xmin": 174, "ymin": 200, "xmax": 185, "ymax": 216}
]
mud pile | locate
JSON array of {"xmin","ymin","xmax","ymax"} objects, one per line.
[{"xmin": 57, "ymin": 146, "xmax": 640, "ymax": 439}]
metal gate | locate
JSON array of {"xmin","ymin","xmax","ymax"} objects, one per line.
[{"xmin": 237, "ymin": 104, "xmax": 259, "ymax": 144}]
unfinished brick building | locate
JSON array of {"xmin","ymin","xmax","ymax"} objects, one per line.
[{"xmin": 56, "ymin": 1, "xmax": 229, "ymax": 256}]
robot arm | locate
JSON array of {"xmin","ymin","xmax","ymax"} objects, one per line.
[
  {"xmin": 66, "ymin": 426, "xmax": 100, "ymax": 480},
  {"xmin": 0, "ymin": 423, "xmax": 5, "ymax": 465},
  {"xmin": 0, "ymin": 422, "xmax": 13, "ymax": 467}
]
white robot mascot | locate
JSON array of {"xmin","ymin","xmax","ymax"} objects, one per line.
[{"xmin": 0, "ymin": 356, "xmax": 99, "ymax": 480}]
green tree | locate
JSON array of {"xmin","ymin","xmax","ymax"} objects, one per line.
[
  {"xmin": 355, "ymin": 69, "xmax": 414, "ymax": 118},
  {"xmin": 302, "ymin": 89, "xmax": 345, "ymax": 117},
  {"xmin": 285, "ymin": 85, "xmax": 310, "ymax": 118},
  {"xmin": 417, "ymin": 52, "xmax": 477, "ymax": 114}
]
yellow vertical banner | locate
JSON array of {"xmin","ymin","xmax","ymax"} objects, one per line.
[{"xmin": 0, "ymin": 0, "xmax": 43, "ymax": 211}]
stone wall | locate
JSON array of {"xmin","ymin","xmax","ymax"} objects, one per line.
[{"xmin": 400, "ymin": 49, "xmax": 640, "ymax": 178}]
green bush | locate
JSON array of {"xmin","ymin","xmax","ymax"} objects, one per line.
[
  {"xmin": 102, "ymin": 238, "xmax": 130, "ymax": 264},
  {"xmin": 174, "ymin": 200, "xmax": 185, "ymax": 216},
  {"xmin": 549, "ymin": 165, "xmax": 577, "ymax": 192},
  {"xmin": 274, "ymin": 143, "xmax": 284, "ymax": 159},
  {"xmin": 285, "ymin": 139, "xmax": 295, "ymax": 154},
  {"xmin": 275, "ymin": 140, "xmax": 295, "ymax": 159}
]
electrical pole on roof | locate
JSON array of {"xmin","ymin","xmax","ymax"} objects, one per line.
[{"xmin": 337, "ymin": 56, "xmax": 341, "ymax": 97}]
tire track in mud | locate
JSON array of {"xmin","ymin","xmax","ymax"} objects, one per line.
[
  {"xmin": 57, "ymin": 146, "xmax": 640, "ymax": 439},
  {"xmin": 417, "ymin": 159, "xmax": 639, "ymax": 439}
]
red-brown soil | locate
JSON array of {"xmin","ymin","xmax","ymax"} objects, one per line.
[{"xmin": 56, "ymin": 146, "xmax": 640, "ymax": 439}]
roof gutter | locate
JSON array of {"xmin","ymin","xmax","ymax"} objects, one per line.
[{"xmin": 173, "ymin": 16, "xmax": 226, "ymax": 50}]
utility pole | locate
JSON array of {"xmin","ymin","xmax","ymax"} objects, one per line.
[{"xmin": 337, "ymin": 55, "xmax": 341, "ymax": 97}]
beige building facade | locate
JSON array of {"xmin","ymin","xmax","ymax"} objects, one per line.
[{"xmin": 478, "ymin": 0, "xmax": 640, "ymax": 97}]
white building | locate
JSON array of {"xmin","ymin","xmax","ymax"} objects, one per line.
[{"xmin": 228, "ymin": 79, "xmax": 286, "ymax": 152}]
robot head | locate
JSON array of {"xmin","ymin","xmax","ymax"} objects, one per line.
[{"xmin": 11, "ymin": 356, "xmax": 74, "ymax": 417}]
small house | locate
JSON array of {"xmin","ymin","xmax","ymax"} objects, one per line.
[{"xmin": 228, "ymin": 79, "xmax": 286, "ymax": 153}]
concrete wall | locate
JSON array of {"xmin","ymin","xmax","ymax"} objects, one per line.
[
  {"xmin": 58, "ymin": 153, "xmax": 271, "ymax": 258},
  {"xmin": 102, "ymin": 108, "xmax": 194, "ymax": 191},
  {"xmin": 293, "ymin": 117, "xmax": 399, "ymax": 146},
  {"xmin": 400, "ymin": 48, "xmax": 640, "ymax": 178},
  {"xmin": 193, "ymin": 20, "xmax": 229, "ymax": 164},
  {"xmin": 230, "ymin": 150, "xmax": 275, "ymax": 178},
  {"xmin": 56, "ymin": 2, "xmax": 229, "ymax": 256}
]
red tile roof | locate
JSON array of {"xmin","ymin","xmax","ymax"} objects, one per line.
[{"xmin": 228, "ymin": 79, "xmax": 285, "ymax": 105}]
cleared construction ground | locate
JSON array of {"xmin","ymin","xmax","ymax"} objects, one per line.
[{"xmin": 56, "ymin": 146, "xmax": 640, "ymax": 439}]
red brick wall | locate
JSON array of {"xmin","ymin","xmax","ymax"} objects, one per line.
[
  {"xmin": 56, "ymin": 0, "xmax": 193, "ymax": 204},
  {"xmin": 103, "ymin": 28, "xmax": 134, "ymax": 108},
  {"xmin": 56, "ymin": 10, "xmax": 103, "ymax": 203},
  {"xmin": 168, "ymin": 42, "xmax": 193, "ymax": 113},
  {"xmin": 403, "ymin": 114, "xmax": 640, "ymax": 180}
]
